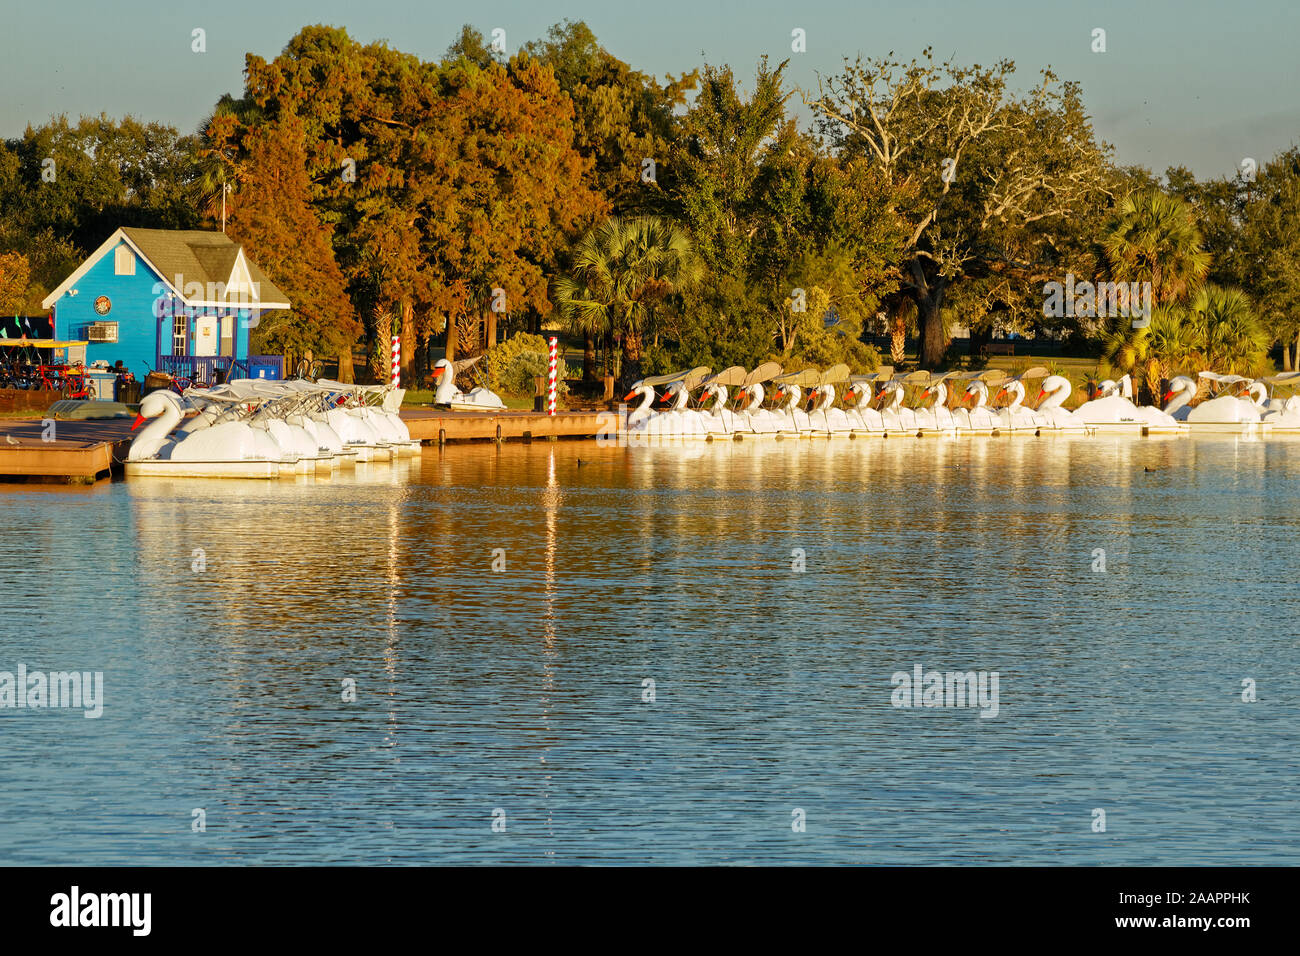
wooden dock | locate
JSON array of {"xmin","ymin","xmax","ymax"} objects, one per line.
[
  {"xmin": 0, "ymin": 406, "xmax": 608, "ymax": 483},
  {"xmin": 400, "ymin": 407, "xmax": 606, "ymax": 443},
  {"xmin": 0, "ymin": 418, "xmax": 135, "ymax": 483}
]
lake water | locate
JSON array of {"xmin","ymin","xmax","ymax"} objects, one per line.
[{"xmin": 2, "ymin": 433, "xmax": 1297, "ymax": 865}]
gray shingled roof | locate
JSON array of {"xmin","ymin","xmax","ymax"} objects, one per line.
[{"xmin": 120, "ymin": 228, "xmax": 291, "ymax": 308}]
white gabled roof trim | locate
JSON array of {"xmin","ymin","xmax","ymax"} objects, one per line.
[
  {"xmin": 41, "ymin": 229, "xmax": 182, "ymax": 309},
  {"xmin": 41, "ymin": 230, "xmax": 290, "ymax": 311},
  {"xmin": 230, "ymin": 248, "xmax": 254, "ymax": 291}
]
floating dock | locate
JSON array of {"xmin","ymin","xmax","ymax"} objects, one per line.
[
  {"xmin": 0, "ymin": 406, "xmax": 609, "ymax": 483},
  {"xmin": 0, "ymin": 418, "xmax": 136, "ymax": 483},
  {"xmin": 400, "ymin": 407, "xmax": 606, "ymax": 444}
]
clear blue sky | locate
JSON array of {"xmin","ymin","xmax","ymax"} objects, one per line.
[{"xmin": 5, "ymin": 0, "xmax": 1298, "ymax": 178}]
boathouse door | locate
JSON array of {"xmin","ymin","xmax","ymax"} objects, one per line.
[{"xmin": 194, "ymin": 314, "xmax": 218, "ymax": 356}]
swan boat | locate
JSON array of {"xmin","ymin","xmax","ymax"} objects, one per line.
[
  {"xmin": 126, "ymin": 390, "xmax": 282, "ymax": 478},
  {"xmin": 613, "ymin": 363, "xmax": 1290, "ymax": 448},
  {"xmin": 125, "ymin": 379, "xmax": 420, "ymax": 477},
  {"xmin": 1168, "ymin": 373, "xmax": 1271, "ymax": 433},
  {"xmin": 1256, "ymin": 372, "xmax": 1300, "ymax": 431},
  {"xmin": 432, "ymin": 356, "xmax": 507, "ymax": 411}
]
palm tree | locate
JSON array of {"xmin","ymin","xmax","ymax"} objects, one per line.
[
  {"xmin": 549, "ymin": 270, "xmax": 608, "ymax": 382},
  {"xmin": 550, "ymin": 216, "xmax": 700, "ymax": 387},
  {"xmin": 626, "ymin": 217, "xmax": 702, "ymax": 332},
  {"xmin": 192, "ymin": 150, "xmax": 235, "ymax": 232},
  {"xmin": 1104, "ymin": 304, "xmax": 1207, "ymax": 404},
  {"xmin": 1141, "ymin": 304, "xmax": 1197, "ymax": 401},
  {"xmin": 1101, "ymin": 320, "xmax": 1150, "ymax": 376},
  {"xmin": 191, "ymin": 99, "xmax": 258, "ymax": 231},
  {"xmin": 1104, "ymin": 190, "xmax": 1212, "ymax": 305},
  {"xmin": 887, "ymin": 300, "xmax": 915, "ymax": 367},
  {"xmin": 1187, "ymin": 285, "xmax": 1269, "ymax": 376}
]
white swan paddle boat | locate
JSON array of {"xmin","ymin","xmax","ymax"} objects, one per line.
[
  {"xmin": 432, "ymin": 357, "xmax": 507, "ymax": 411},
  {"xmin": 1255, "ymin": 372, "xmax": 1300, "ymax": 431},
  {"xmin": 843, "ymin": 376, "xmax": 888, "ymax": 435},
  {"xmin": 1166, "ymin": 373, "xmax": 1270, "ymax": 433},
  {"xmin": 958, "ymin": 378, "xmax": 1002, "ymax": 435},
  {"xmin": 1033, "ymin": 375, "xmax": 1091, "ymax": 433},
  {"xmin": 1072, "ymin": 375, "xmax": 1183, "ymax": 434},
  {"xmin": 126, "ymin": 391, "xmax": 282, "ymax": 478},
  {"xmin": 126, "ymin": 378, "xmax": 420, "ymax": 478}
]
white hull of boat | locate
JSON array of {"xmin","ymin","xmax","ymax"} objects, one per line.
[
  {"xmin": 126, "ymin": 459, "xmax": 280, "ymax": 479},
  {"xmin": 1185, "ymin": 421, "xmax": 1271, "ymax": 434},
  {"xmin": 1082, "ymin": 422, "xmax": 1147, "ymax": 434},
  {"xmin": 1180, "ymin": 421, "xmax": 1268, "ymax": 437}
]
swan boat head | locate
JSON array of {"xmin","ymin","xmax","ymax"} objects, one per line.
[
  {"xmin": 964, "ymin": 380, "xmax": 990, "ymax": 408},
  {"xmin": 128, "ymin": 390, "xmax": 185, "ymax": 460},
  {"xmin": 432, "ymin": 358, "xmax": 460, "ymax": 404},
  {"xmin": 773, "ymin": 384, "xmax": 802, "ymax": 410},
  {"xmin": 701, "ymin": 383, "xmax": 729, "ymax": 409},
  {"xmin": 663, "ymin": 381, "xmax": 692, "ymax": 410},
  {"xmin": 919, "ymin": 382, "xmax": 948, "ymax": 408},
  {"xmin": 1037, "ymin": 375, "xmax": 1073, "ymax": 409},
  {"xmin": 1162, "ymin": 375, "xmax": 1197, "ymax": 413}
]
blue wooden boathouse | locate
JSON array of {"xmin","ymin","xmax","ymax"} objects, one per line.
[{"xmin": 42, "ymin": 228, "xmax": 290, "ymax": 383}]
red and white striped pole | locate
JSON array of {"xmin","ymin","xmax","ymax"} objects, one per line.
[
  {"xmin": 547, "ymin": 336, "xmax": 558, "ymax": 417},
  {"xmin": 390, "ymin": 334, "xmax": 400, "ymax": 387}
]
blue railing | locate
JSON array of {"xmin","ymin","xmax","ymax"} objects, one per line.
[
  {"xmin": 158, "ymin": 355, "xmax": 230, "ymax": 384},
  {"xmin": 158, "ymin": 355, "xmax": 283, "ymax": 383}
]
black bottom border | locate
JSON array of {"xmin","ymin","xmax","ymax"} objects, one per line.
[{"xmin": 0, "ymin": 865, "xmax": 1279, "ymax": 943}]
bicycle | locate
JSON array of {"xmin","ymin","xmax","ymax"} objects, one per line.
[
  {"xmin": 140, "ymin": 362, "xmax": 188, "ymax": 395},
  {"xmin": 0, "ymin": 359, "xmax": 26, "ymax": 390},
  {"xmin": 172, "ymin": 374, "xmax": 215, "ymax": 394},
  {"xmin": 59, "ymin": 365, "xmax": 93, "ymax": 400},
  {"xmin": 34, "ymin": 364, "xmax": 54, "ymax": 391},
  {"xmin": 32, "ymin": 364, "xmax": 93, "ymax": 399},
  {"xmin": 1, "ymin": 351, "xmax": 41, "ymax": 390},
  {"xmin": 31, "ymin": 364, "xmax": 65, "ymax": 393}
]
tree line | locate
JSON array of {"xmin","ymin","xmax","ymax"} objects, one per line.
[{"xmin": 2, "ymin": 21, "xmax": 1298, "ymax": 389}]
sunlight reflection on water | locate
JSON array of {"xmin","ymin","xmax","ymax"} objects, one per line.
[{"xmin": 1, "ymin": 433, "xmax": 1297, "ymax": 864}]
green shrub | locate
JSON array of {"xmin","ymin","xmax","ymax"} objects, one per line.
[
  {"xmin": 783, "ymin": 327, "xmax": 882, "ymax": 373},
  {"xmin": 639, "ymin": 343, "xmax": 677, "ymax": 377},
  {"xmin": 483, "ymin": 333, "xmax": 569, "ymax": 396}
]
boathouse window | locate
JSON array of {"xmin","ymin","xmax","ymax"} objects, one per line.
[
  {"xmin": 220, "ymin": 313, "xmax": 233, "ymax": 356},
  {"xmin": 114, "ymin": 245, "xmax": 135, "ymax": 276},
  {"xmin": 172, "ymin": 316, "xmax": 188, "ymax": 356}
]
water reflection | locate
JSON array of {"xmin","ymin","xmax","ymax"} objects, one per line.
[
  {"xmin": 539, "ymin": 449, "xmax": 559, "ymax": 859},
  {"xmin": 1, "ymin": 436, "xmax": 1298, "ymax": 864}
]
